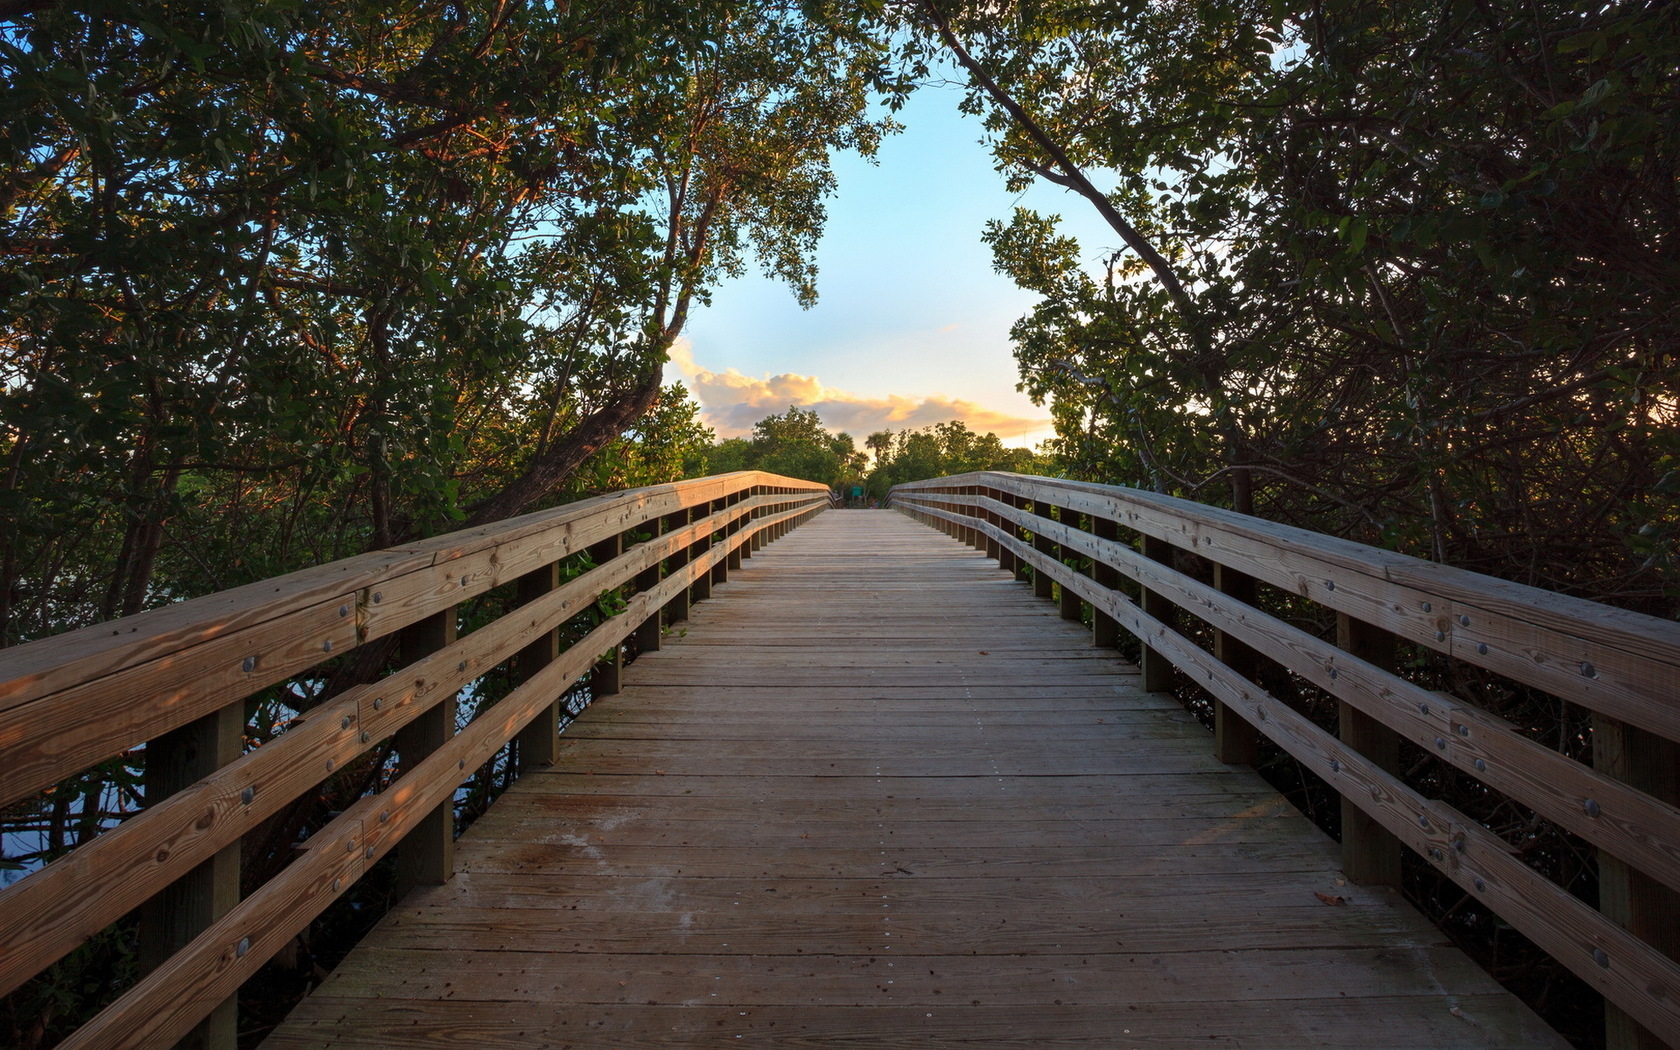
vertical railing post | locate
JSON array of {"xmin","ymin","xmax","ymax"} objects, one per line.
[
  {"xmin": 1336, "ymin": 613, "xmax": 1401, "ymax": 885},
  {"xmin": 1139, "ymin": 535, "xmax": 1175, "ymax": 693},
  {"xmin": 635, "ymin": 516, "xmax": 665, "ymax": 654},
  {"xmin": 1595, "ymin": 716, "xmax": 1680, "ymax": 1050},
  {"xmin": 589, "ymin": 532, "xmax": 624, "ymax": 696},
  {"xmin": 1091, "ymin": 516, "xmax": 1121, "ymax": 649},
  {"xmin": 664, "ymin": 507, "xmax": 692, "ymax": 624},
  {"xmin": 513, "ymin": 562, "xmax": 562, "ymax": 770},
  {"xmin": 692, "ymin": 501, "xmax": 715, "ymax": 603},
  {"xmin": 1031, "ymin": 499, "xmax": 1056, "ymax": 601},
  {"xmin": 395, "ymin": 606, "xmax": 458, "ymax": 897},
  {"xmin": 983, "ymin": 488, "xmax": 1002, "ymax": 564},
  {"xmin": 1212, "ymin": 565, "xmax": 1262, "ymax": 767},
  {"xmin": 726, "ymin": 491, "xmax": 744, "ymax": 572},
  {"xmin": 1057, "ymin": 508, "xmax": 1082, "ymax": 622},
  {"xmin": 139, "ymin": 702, "xmax": 243, "ymax": 1050},
  {"xmin": 743, "ymin": 486, "xmax": 759, "ymax": 559}
]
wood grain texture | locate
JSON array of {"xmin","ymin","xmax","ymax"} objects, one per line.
[{"xmin": 263, "ymin": 511, "xmax": 1563, "ymax": 1050}]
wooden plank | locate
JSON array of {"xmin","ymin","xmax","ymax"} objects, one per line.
[
  {"xmin": 924, "ymin": 496, "xmax": 1680, "ymax": 899},
  {"xmin": 0, "ymin": 480, "xmax": 823, "ymax": 809},
  {"xmin": 55, "ymin": 523, "xmax": 770, "ymax": 1048},
  {"xmin": 985, "ymin": 516, "xmax": 1680, "ymax": 1041},
  {"xmin": 895, "ymin": 476, "xmax": 1680, "ymax": 742},
  {"xmin": 263, "ymin": 997, "xmax": 1564, "ymax": 1050},
  {"xmin": 262, "ymin": 511, "xmax": 1562, "ymax": 1050}
]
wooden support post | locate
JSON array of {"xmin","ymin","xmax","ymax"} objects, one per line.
[
  {"xmin": 1139, "ymin": 535, "xmax": 1175, "ymax": 693},
  {"xmin": 513, "ymin": 562, "xmax": 562, "ymax": 770},
  {"xmin": 741, "ymin": 489, "xmax": 757, "ymax": 559},
  {"xmin": 692, "ymin": 502, "xmax": 714, "ymax": 602},
  {"xmin": 1091, "ymin": 517, "xmax": 1121, "ymax": 649},
  {"xmin": 635, "ymin": 518, "xmax": 664, "ymax": 654},
  {"xmin": 664, "ymin": 509, "xmax": 692, "ymax": 624},
  {"xmin": 710, "ymin": 498, "xmax": 729, "ymax": 585},
  {"xmin": 140, "ymin": 702, "xmax": 243, "ymax": 1050},
  {"xmin": 727, "ymin": 493, "xmax": 744, "ymax": 571},
  {"xmin": 395, "ymin": 607, "xmax": 457, "ymax": 897},
  {"xmin": 1058, "ymin": 509, "xmax": 1083, "ymax": 622},
  {"xmin": 1595, "ymin": 716, "xmax": 1680, "ymax": 1050},
  {"xmin": 589, "ymin": 533, "xmax": 624, "ymax": 696},
  {"xmin": 1031, "ymin": 501, "xmax": 1056, "ymax": 600},
  {"xmin": 983, "ymin": 488, "xmax": 1002, "ymax": 563},
  {"xmin": 1337, "ymin": 612, "xmax": 1402, "ymax": 885},
  {"xmin": 1213, "ymin": 565, "xmax": 1262, "ymax": 767}
]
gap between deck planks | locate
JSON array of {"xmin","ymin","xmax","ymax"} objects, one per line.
[{"xmin": 261, "ymin": 510, "xmax": 1565, "ymax": 1049}]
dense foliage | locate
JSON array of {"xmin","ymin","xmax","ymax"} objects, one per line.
[
  {"xmin": 906, "ymin": 0, "xmax": 1678, "ymax": 613},
  {"xmin": 705, "ymin": 407, "xmax": 1043, "ymax": 499},
  {"xmin": 0, "ymin": 0, "xmax": 900, "ymax": 646}
]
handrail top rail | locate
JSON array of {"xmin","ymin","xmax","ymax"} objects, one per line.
[
  {"xmin": 891, "ymin": 471, "xmax": 1680, "ymax": 678},
  {"xmin": 0, "ymin": 471, "xmax": 827, "ymax": 709}
]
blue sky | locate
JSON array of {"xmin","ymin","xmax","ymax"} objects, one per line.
[{"xmin": 673, "ymin": 81, "xmax": 1120, "ymax": 447}]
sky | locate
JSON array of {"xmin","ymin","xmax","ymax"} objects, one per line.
[{"xmin": 672, "ymin": 81, "xmax": 1121, "ymax": 448}]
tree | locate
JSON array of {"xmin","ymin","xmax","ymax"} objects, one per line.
[
  {"xmin": 0, "ymin": 0, "xmax": 901, "ymax": 644},
  {"xmin": 898, "ymin": 0, "xmax": 1680, "ymax": 609}
]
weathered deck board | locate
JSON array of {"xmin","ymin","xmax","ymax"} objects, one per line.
[{"xmin": 262, "ymin": 510, "xmax": 1565, "ymax": 1049}]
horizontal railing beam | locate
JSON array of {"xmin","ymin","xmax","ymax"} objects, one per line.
[{"xmin": 890, "ymin": 477, "xmax": 1680, "ymax": 1043}]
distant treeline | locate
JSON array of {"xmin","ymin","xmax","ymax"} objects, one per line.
[{"xmin": 704, "ymin": 406, "xmax": 1046, "ymax": 501}]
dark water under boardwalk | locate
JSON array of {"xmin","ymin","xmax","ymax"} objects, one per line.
[{"xmin": 262, "ymin": 510, "xmax": 1564, "ymax": 1049}]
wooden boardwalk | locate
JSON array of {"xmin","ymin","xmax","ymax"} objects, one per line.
[{"xmin": 263, "ymin": 510, "xmax": 1564, "ymax": 1048}]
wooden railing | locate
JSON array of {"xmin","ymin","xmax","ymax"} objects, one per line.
[
  {"xmin": 0, "ymin": 472, "xmax": 829, "ymax": 1049},
  {"xmin": 891, "ymin": 472, "xmax": 1680, "ymax": 1048}
]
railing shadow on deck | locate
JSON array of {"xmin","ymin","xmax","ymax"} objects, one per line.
[
  {"xmin": 0, "ymin": 471, "xmax": 830, "ymax": 1049},
  {"xmin": 889, "ymin": 471, "xmax": 1680, "ymax": 1050}
]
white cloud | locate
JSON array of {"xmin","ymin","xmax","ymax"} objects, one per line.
[{"xmin": 668, "ymin": 341, "xmax": 1053, "ymax": 446}]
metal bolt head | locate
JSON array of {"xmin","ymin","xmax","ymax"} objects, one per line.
[
  {"xmin": 1419, "ymin": 703, "xmax": 1431, "ymax": 716},
  {"xmin": 1421, "ymin": 601, "xmax": 1432, "ymax": 613},
  {"xmin": 240, "ymin": 787, "xmax": 255, "ymax": 805},
  {"xmin": 1593, "ymin": 948, "xmax": 1611, "ymax": 969},
  {"xmin": 1456, "ymin": 724, "xmax": 1470, "ymax": 736},
  {"xmin": 1476, "ymin": 642, "xmax": 1488, "ymax": 655},
  {"xmin": 1435, "ymin": 737, "xmax": 1447, "ymax": 750},
  {"xmin": 373, "ymin": 698, "xmax": 383, "ymax": 710},
  {"xmin": 333, "ymin": 878, "xmax": 342, "ymax": 892},
  {"xmin": 341, "ymin": 715, "xmax": 352, "ymax": 730},
  {"xmin": 345, "ymin": 840, "xmax": 355, "ymax": 853},
  {"xmin": 236, "ymin": 937, "xmax": 250, "ymax": 958},
  {"xmin": 458, "ymin": 759, "xmax": 466, "ymax": 770},
  {"xmin": 1435, "ymin": 630, "xmax": 1446, "ymax": 642},
  {"xmin": 361, "ymin": 731, "xmax": 370, "ymax": 743},
  {"xmin": 1418, "ymin": 815, "xmax": 1431, "ymax": 829},
  {"xmin": 339, "ymin": 605, "xmax": 350, "ymax": 618},
  {"xmin": 1429, "ymin": 848, "xmax": 1444, "ymax": 861},
  {"xmin": 1474, "ymin": 758, "xmax": 1487, "ymax": 772},
  {"xmin": 322, "ymin": 639, "xmax": 333, "ymax": 652},
  {"xmin": 366, "ymin": 846, "xmax": 375, "ymax": 859},
  {"xmin": 1473, "ymin": 877, "xmax": 1486, "ymax": 891},
  {"xmin": 1580, "ymin": 661, "xmax": 1597, "ymax": 679},
  {"xmin": 372, "ymin": 591, "xmax": 382, "ymax": 603},
  {"xmin": 325, "ymin": 759, "xmax": 335, "ymax": 772},
  {"xmin": 1584, "ymin": 798, "xmax": 1601, "ymax": 818},
  {"xmin": 1324, "ymin": 580, "xmax": 1335, "ymax": 591},
  {"xmin": 1329, "ymin": 759, "xmax": 1341, "ymax": 773},
  {"xmin": 380, "ymin": 810, "xmax": 389, "ymax": 824},
  {"xmin": 242, "ymin": 656, "xmax": 257, "ymax": 673},
  {"xmin": 1458, "ymin": 614, "xmax": 1471, "ymax": 627}
]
